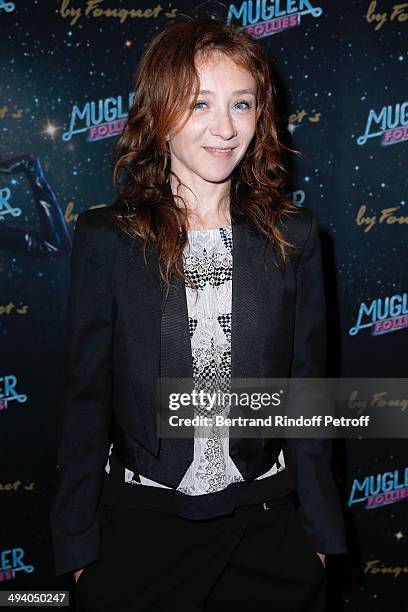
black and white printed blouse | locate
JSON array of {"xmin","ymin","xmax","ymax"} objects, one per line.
[{"xmin": 104, "ymin": 224, "xmax": 288, "ymax": 502}]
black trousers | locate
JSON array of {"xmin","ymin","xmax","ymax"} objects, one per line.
[{"xmin": 75, "ymin": 494, "xmax": 327, "ymax": 611}]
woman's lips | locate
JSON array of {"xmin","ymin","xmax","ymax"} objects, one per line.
[{"xmin": 202, "ymin": 147, "xmax": 235, "ymax": 159}]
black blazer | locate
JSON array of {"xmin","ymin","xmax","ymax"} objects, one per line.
[{"xmin": 50, "ymin": 204, "xmax": 348, "ymax": 576}]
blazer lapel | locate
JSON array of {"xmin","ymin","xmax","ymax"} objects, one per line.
[
  {"xmin": 230, "ymin": 218, "xmax": 265, "ymax": 379},
  {"xmin": 229, "ymin": 219, "xmax": 272, "ymax": 478},
  {"xmin": 158, "ymin": 254, "xmax": 194, "ymax": 481}
]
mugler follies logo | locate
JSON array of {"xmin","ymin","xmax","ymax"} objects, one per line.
[
  {"xmin": 62, "ymin": 91, "xmax": 135, "ymax": 142},
  {"xmin": 357, "ymin": 100, "xmax": 408, "ymax": 146},
  {"xmin": 226, "ymin": 0, "xmax": 322, "ymax": 39},
  {"xmin": 0, "ymin": 374, "xmax": 27, "ymax": 411},
  {"xmin": 0, "ymin": 547, "xmax": 34, "ymax": 582},
  {"xmin": 348, "ymin": 467, "xmax": 408, "ymax": 509},
  {"xmin": 0, "ymin": 187, "xmax": 22, "ymax": 221},
  {"xmin": 348, "ymin": 292, "xmax": 408, "ymax": 336}
]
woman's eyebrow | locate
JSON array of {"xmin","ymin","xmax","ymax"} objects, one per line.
[{"xmin": 196, "ymin": 88, "xmax": 256, "ymax": 95}]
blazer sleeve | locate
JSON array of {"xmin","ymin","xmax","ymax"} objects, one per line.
[
  {"xmin": 285, "ymin": 209, "xmax": 348, "ymax": 554},
  {"xmin": 49, "ymin": 210, "xmax": 114, "ymax": 575}
]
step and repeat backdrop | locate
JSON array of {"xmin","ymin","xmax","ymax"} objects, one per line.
[{"xmin": 1, "ymin": 1, "xmax": 406, "ymax": 610}]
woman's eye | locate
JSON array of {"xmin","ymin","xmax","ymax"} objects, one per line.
[
  {"xmin": 193, "ymin": 100, "xmax": 253, "ymax": 111},
  {"xmin": 234, "ymin": 100, "xmax": 253, "ymax": 110}
]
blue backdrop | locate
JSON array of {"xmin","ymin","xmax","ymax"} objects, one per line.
[{"xmin": 1, "ymin": 1, "xmax": 406, "ymax": 610}]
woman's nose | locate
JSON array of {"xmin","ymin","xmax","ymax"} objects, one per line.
[{"xmin": 210, "ymin": 110, "xmax": 237, "ymax": 139}]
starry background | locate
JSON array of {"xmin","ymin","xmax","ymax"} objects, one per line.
[{"xmin": 0, "ymin": 0, "xmax": 406, "ymax": 609}]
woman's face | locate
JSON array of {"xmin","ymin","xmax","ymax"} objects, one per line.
[{"xmin": 167, "ymin": 53, "xmax": 257, "ymax": 185}]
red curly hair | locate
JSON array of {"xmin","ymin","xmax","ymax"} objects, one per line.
[{"xmin": 110, "ymin": 14, "xmax": 300, "ymax": 297}]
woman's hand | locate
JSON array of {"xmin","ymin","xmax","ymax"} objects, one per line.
[
  {"xmin": 316, "ymin": 552, "xmax": 326, "ymax": 568},
  {"xmin": 74, "ymin": 568, "xmax": 84, "ymax": 583}
]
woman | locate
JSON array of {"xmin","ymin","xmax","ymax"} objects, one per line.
[{"xmin": 50, "ymin": 15, "xmax": 347, "ymax": 612}]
